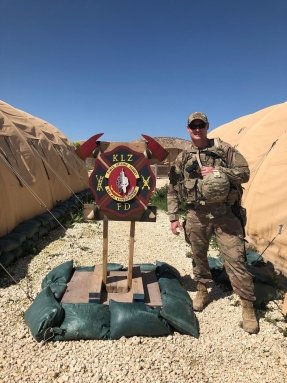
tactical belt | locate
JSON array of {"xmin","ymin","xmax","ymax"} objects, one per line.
[{"xmin": 186, "ymin": 202, "xmax": 230, "ymax": 210}]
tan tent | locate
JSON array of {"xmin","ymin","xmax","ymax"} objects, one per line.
[
  {"xmin": 0, "ymin": 100, "xmax": 89, "ymax": 237},
  {"xmin": 209, "ymin": 101, "xmax": 287, "ymax": 276}
]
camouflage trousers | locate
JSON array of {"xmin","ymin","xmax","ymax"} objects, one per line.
[{"xmin": 184, "ymin": 203, "xmax": 255, "ymax": 301}]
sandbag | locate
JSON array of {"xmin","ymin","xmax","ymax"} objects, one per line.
[
  {"xmin": 135, "ymin": 263, "xmax": 157, "ymax": 272},
  {"xmin": 22, "ymin": 239, "xmax": 38, "ymax": 254},
  {"xmin": 246, "ymin": 250, "xmax": 263, "ymax": 265},
  {"xmin": 208, "ymin": 256, "xmax": 224, "ymax": 269},
  {"xmin": 35, "ymin": 213, "xmax": 55, "ymax": 229},
  {"xmin": 4, "ymin": 232, "xmax": 27, "ymax": 245},
  {"xmin": 38, "ymin": 226, "xmax": 49, "ymax": 237},
  {"xmin": 158, "ymin": 276, "xmax": 199, "ymax": 337},
  {"xmin": 106, "ymin": 263, "xmax": 123, "ymax": 272},
  {"xmin": 0, "ymin": 238, "xmax": 20, "ymax": 253},
  {"xmin": 156, "ymin": 261, "xmax": 182, "ymax": 280},
  {"xmin": 75, "ymin": 263, "xmax": 123, "ymax": 272},
  {"xmin": 41, "ymin": 260, "xmax": 74, "ymax": 290},
  {"xmin": 0, "ymin": 247, "xmax": 23, "ymax": 267},
  {"xmin": 54, "ymin": 303, "xmax": 110, "ymax": 341},
  {"xmin": 0, "ymin": 250, "xmax": 17, "ymax": 267},
  {"xmin": 14, "ymin": 219, "xmax": 41, "ymax": 240},
  {"xmin": 109, "ymin": 300, "xmax": 171, "ymax": 340},
  {"xmin": 248, "ymin": 262, "xmax": 278, "ymax": 286},
  {"xmin": 49, "ymin": 282, "xmax": 67, "ymax": 300},
  {"xmin": 24, "ymin": 286, "xmax": 64, "ymax": 342},
  {"xmin": 160, "ymin": 293, "xmax": 199, "ymax": 338},
  {"xmin": 158, "ymin": 277, "xmax": 191, "ymax": 306},
  {"xmin": 254, "ymin": 282, "xmax": 282, "ymax": 308}
]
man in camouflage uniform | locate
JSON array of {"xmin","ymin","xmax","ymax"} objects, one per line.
[{"xmin": 167, "ymin": 112, "xmax": 259, "ymax": 334}]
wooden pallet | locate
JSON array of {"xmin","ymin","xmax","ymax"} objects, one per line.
[
  {"xmin": 62, "ymin": 213, "xmax": 162, "ymax": 307},
  {"xmin": 61, "ymin": 267, "xmax": 162, "ymax": 307}
]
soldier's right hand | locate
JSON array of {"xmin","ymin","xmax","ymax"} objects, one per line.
[{"xmin": 170, "ymin": 220, "xmax": 183, "ymax": 235}]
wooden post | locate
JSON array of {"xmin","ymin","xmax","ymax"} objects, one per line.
[
  {"xmin": 102, "ymin": 216, "xmax": 108, "ymax": 285},
  {"xmin": 127, "ymin": 221, "xmax": 136, "ymax": 290}
]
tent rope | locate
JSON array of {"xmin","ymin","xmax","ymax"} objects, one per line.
[
  {"xmin": 245, "ymin": 140, "xmax": 278, "ymax": 194},
  {"xmin": 29, "ymin": 141, "xmax": 84, "ymax": 206},
  {"xmin": 0, "ymin": 153, "xmax": 77, "ymax": 238},
  {"xmin": 0, "ymin": 262, "xmax": 34, "ymax": 301},
  {"xmin": 259, "ymin": 223, "xmax": 286, "ymax": 257},
  {"xmin": 0, "ymin": 152, "xmax": 85, "ymax": 298}
]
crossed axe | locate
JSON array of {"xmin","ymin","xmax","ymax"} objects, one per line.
[{"xmin": 75, "ymin": 133, "xmax": 168, "ymax": 163}]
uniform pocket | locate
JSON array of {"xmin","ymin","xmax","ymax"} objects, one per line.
[{"xmin": 184, "ymin": 178, "xmax": 197, "ymax": 202}]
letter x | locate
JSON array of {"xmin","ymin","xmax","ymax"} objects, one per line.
[{"xmin": 141, "ymin": 175, "xmax": 150, "ymax": 189}]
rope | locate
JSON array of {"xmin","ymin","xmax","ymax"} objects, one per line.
[
  {"xmin": 259, "ymin": 224, "xmax": 285, "ymax": 257},
  {"xmin": 0, "ymin": 152, "xmax": 84, "ymax": 299},
  {"xmin": 246, "ymin": 140, "xmax": 278, "ymax": 194},
  {"xmin": 0, "ymin": 262, "xmax": 34, "ymax": 301},
  {"xmin": 42, "ymin": 328, "xmax": 56, "ymax": 343},
  {"xmin": 0, "ymin": 152, "xmax": 75, "ymax": 237},
  {"xmin": 29, "ymin": 141, "xmax": 84, "ymax": 206}
]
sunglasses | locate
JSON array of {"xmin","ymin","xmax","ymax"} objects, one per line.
[{"xmin": 189, "ymin": 121, "xmax": 206, "ymax": 130}]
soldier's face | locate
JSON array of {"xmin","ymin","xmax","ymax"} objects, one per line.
[{"xmin": 187, "ymin": 119, "xmax": 208, "ymax": 140}]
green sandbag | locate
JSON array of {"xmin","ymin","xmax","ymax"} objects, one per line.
[
  {"xmin": 158, "ymin": 277, "xmax": 191, "ymax": 305},
  {"xmin": 14, "ymin": 219, "xmax": 41, "ymax": 239},
  {"xmin": 35, "ymin": 213, "xmax": 53, "ymax": 228},
  {"xmin": 208, "ymin": 256, "xmax": 224, "ymax": 269},
  {"xmin": 254, "ymin": 282, "xmax": 282, "ymax": 308},
  {"xmin": 134, "ymin": 263, "xmax": 157, "ymax": 272},
  {"xmin": 0, "ymin": 251, "xmax": 17, "ymax": 267},
  {"xmin": 156, "ymin": 261, "xmax": 182, "ymax": 280},
  {"xmin": 248, "ymin": 263, "xmax": 278, "ymax": 286},
  {"xmin": 54, "ymin": 303, "xmax": 110, "ymax": 341},
  {"xmin": 246, "ymin": 251, "xmax": 263, "ymax": 265},
  {"xmin": 109, "ymin": 300, "xmax": 171, "ymax": 340},
  {"xmin": 106, "ymin": 263, "xmax": 123, "ymax": 271},
  {"xmin": 4, "ymin": 232, "xmax": 27, "ymax": 245},
  {"xmin": 0, "ymin": 239, "xmax": 20, "ymax": 253},
  {"xmin": 160, "ymin": 293, "xmax": 199, "ymax": 338},
  {"xmin": 75, "ymin": 263, "xmax": 123, "ymax": 272},
  {"xmin": 24, "ymin": 286, "xmax": 64, "ymax": 342},
  {"xmin": 49, "ymin": 282, "xmax": 67, "ymax": 300},
  {"xmin": 158, "ymin": 277, "xmax": 199, "ymax": 337},
  {"xmin": 41, "ymin": 260, "xmax": 74, "ymax": 289}
]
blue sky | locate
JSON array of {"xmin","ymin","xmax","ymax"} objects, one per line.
[{"xmin": 1, "ymin": 0, "xmax": 286, "ymax": 142}]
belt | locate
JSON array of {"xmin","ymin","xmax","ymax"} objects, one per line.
[{"xmin": 186, "ymin": 202, "xmax": 229, "ymax": 210}]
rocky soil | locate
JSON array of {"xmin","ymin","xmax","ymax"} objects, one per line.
[{"xmin": 1, "ymin": 180, "xmax": 287, "ymax": 383}]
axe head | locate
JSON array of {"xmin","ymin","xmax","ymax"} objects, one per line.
[
  {"xmin": 75, "ymin": 133, "xmax": 104, "ymax": 160},
  {"xmin": 142, "ymin": 134, "xmax": 168, "ymax": 162}
]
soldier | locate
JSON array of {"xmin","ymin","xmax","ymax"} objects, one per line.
[{"xmin": 167, "ymin": 112, "xmax": 259, "ymax": 334}]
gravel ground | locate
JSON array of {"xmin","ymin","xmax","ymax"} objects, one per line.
[{"xmin": 1, "ymin": 180, "xmax": 287, "ymax": 383}]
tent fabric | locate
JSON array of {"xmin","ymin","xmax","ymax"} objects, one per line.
[
  {"xmin": 208, "ymin": 101, "xmax": 287, "ymax": 276},
  {"xmin": 0, "ymin": 100, "xmax": 89, "ymax": 237}
]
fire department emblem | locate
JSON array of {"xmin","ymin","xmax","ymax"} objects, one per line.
[
  {"xmin": 89, "ymin": 146, "xmax": 156, "ymax": 219},
  {"xmin": 105, "ymin": 162, "xmax": 139, "ymax": 202}
]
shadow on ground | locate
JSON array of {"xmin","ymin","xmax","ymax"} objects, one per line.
[{"xmin": 0, "ymin": 227, "xmax": 66, "ymax": 290}]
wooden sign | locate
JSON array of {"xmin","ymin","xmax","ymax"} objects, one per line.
[{"xmin": 89, "ymin": 145, "xmax": 156, "ymax": 220}]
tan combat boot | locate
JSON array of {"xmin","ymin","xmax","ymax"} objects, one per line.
[
  {"xmin": 193, "ymin": 282, "xmax": 208, "ymax": 312},
  {"xmin": 241, "ymin": 298, "xmax": 259, "ymax": 334}
]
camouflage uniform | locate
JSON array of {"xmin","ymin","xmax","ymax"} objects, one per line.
[{"xmin": 167, "ymin": 138, "xmax": 255, "ymax": 301}]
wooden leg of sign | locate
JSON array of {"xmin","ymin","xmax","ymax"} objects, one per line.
[
  {"xmin": 127, "ymin": 221, "xmax": 136, "ymax": 290},
  {"xmin": 102, "ymin": 216, "xmax": 108, "ymax": 285}
]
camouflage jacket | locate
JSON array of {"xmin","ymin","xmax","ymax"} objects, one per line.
[{"xmin": 167, "ymin": 138, "xmax": 250, "ymax": 221}]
